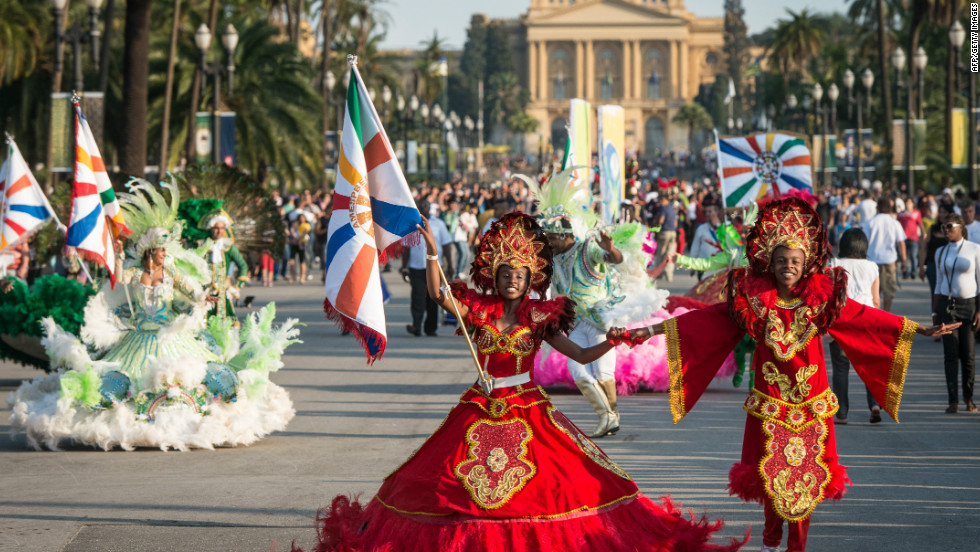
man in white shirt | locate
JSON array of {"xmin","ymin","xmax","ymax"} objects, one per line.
[
  {"xmin": 401, "ymin": 201, "xmax": 453, "ymax": 336},
  {"xmin": 960, "ymin": 202, "xmax": 980, "ymax": 245},
  {"xmin": 856, "ymin": 194, "xmax": 878, "ymax": 225},
  {"xmin": 862, "ymin": 198, "xmax": 907, "ymax": 312},
  {"xmin": 687, "ymin": 202, "xmax": 722, "ymax": 279}
]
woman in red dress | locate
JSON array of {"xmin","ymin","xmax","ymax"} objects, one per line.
[
  {"xmin": 301, "ymin": 212, "xmax": 743, "ymax": 552},
  {"xmin": 633, "ymin": 198, "xmax": 956, "ymax": 552}
]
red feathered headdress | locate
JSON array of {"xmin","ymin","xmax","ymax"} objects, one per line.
[
  {"xmin": 470, "ymin": 212, "xmax": 554, "ymax": 295},
  {"xmin": 746, "ymin": 197, "xmax": 830, "ymax": 277}
]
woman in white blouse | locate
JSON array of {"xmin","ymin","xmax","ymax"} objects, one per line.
[
  {"xmin": 933, "ymin": 214, "xmax": 980, "ymax": 413},
  {"xmin": 828, "ymin": 228, "xmax": 882, "ymax": 423}
]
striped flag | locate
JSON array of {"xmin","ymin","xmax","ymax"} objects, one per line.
[
  {"xmin": 1, "ymin": 137, "xmax": 62, "ymax": 251},
  {"xmin": 717, "ymin": 131, "xmax": 812, "ymax": 208},
  {"xmin": 324, "ymin": 58, "xmax": 422, "ymax": 363},
  {"xmin": 65, "ymin": 99, "xmax": 130, "ymax": 285}
]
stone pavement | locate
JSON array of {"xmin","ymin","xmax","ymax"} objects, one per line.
[{"xmin": 1, "ymin": 272, "xmax": 977, "ymax": 552}]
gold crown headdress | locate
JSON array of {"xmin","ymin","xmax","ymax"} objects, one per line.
[
  {"xmin": 471, "ymin": 212, "xmax": 553, "ymax": 294},
  {"xmin": 746, "ymin": 198, "xmax": 829, "ymax": 275}
]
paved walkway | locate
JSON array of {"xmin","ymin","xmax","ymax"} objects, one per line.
[{"xmin": 1, "ymin": 272, "xmax": 977, "ymax": 551}]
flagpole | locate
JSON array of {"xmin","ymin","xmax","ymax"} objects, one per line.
[
  {"xmin": 431, "ymin": 254, "xmax": 495, "ymax": 394},
  {"xmin": 0, "ymin": 134, "xmax": 10, "ymax": 251}
]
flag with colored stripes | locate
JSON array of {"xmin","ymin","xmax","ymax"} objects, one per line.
[
  {"xmin": 324, "ymin": 60, "xmax": 422, "ymax": 363},
  {"xmin": 717, "ymin": 132, "xmax": 812, "ymax": 208},
  {"xmin": 1, "ymin": 137, "xmax": 62, "ymax": 251},
  {"xmin": 65, "ymin": 100, "xmax": 129, "ymax": 285}
]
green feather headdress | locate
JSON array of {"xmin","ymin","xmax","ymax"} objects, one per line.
[
  {"xmin": 118, "ymin": 178, "xmax": 181, "ymax": 260},
  {"xmin": 517, "ymin": 164, "xmax": 597, "ymax": 237}
]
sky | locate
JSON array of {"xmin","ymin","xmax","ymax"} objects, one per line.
[{"xmin": 377, "ymin": 0, "xmax": 853, "ymax": 51}]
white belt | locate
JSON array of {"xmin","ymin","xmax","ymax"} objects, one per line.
[{"xmin": 491, "ymin": 373, "xmax": 531, "ymax": 389}]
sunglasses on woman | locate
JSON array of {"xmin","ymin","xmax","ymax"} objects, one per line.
[{"xmin": 943, "ymin": 223, "xmax": 962, "ymax": 231}]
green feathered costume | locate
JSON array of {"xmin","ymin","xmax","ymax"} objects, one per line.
[{"xmin": 179, "ymin": 200, "xmax": 249, "ymax": 325}]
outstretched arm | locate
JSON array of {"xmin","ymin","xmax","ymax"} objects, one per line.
[
  {"xmin": 545, "ymin": 327, "xmax": 626, "ymax": 365},
  {"xmin": 418, "ymin": 216, "xmax": 470, "ymax": 319}
]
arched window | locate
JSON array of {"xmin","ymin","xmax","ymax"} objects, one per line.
[
  {"xmin": 644, "ymin": 118, "xmax": 665, "ymax": 158},
  {"xmin": 644, "ymin": 48, "xmax": 665, "ymax": 99},
  {"xmin": 550, "ymin": 48, "xmax": 570, "ymax": 100},
  {"xmin": 597, "ymin": 47, "xmax": 619, "ymax": 100},
  {"xmin": 551, "ymin": 118, "xmax": 568, "ymax": 153}
]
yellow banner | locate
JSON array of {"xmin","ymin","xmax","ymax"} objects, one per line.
[
  {"xmin": 568, "ymin": 98, "xmax": 592, "ymax": 188},
  {"xmin": 597, "ymin": 105, "xmax": 625, "ymax": 224},
  {"xmin": 952, "ymin": 108, "xmax": 968, "ymax": 169}
]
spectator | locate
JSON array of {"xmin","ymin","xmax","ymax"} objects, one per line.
[
  {"xmin": 961, "ymin": 201, "xmax": 980, "ymax": 245},
  {"xmin": 897, "ymin": 197, "xmax": 924, "ymax": 279},
  {"xmin": 401, "ymin": 201, "xmax": 453, "ymax": 337},
  {"xmin": 655, "ymin": 194, "xmax": 678, "ymax": 281},
  {"xmin": 863, "ymin": 198, "xmax": 907, "ymax": 312}
]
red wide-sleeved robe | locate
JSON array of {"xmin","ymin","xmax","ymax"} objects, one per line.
[
  {"xmin": 663, "ymin": 269, "xmax": 917, "ymax": 522},
  {"xmin": 303, "ymin": 284, "xmax": 743, "ymax": 552}
]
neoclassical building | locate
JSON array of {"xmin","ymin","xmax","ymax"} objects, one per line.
[{"xmin": 520, "ymin": 0, "xmax": 724, "ymax": 157}]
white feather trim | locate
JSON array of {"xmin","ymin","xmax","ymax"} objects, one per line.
[
  {"xmin": 80, "ymin": 292, "xmax": 129, "ymax": 349},
  {"xmin": 7, "ymin": 374, "xmax": 295, "ymax": 451}
]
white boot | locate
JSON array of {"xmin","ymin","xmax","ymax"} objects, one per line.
[
  {"xmin": 575, "ymin": 379, "xmax": 614, "ymax": 438},
  {"xmin": 598, "ymin": 379, "xmax": 620, "ymax": 435}
]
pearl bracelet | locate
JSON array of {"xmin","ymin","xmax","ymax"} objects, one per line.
[{"xmin": 426, "ymin": 255, "xmax": 439, "ymax": 261}]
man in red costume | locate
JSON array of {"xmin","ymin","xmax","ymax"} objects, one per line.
[{"xmin": 633, "ymin": 198, "xmax": 956, "ymax": 552}]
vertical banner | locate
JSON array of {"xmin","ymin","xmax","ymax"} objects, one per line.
[
  {"xmin": 394, "ymin": 139, "xmax": 405, "ymax": 165},
  {"xmin": 860, "ymin": 128, "xmax": 874, "ymax": 172},
  {"xmin": 844, "ymin": 129, "xmax": 858, "ymax": 171},
  {"xmin": 825, "ymin": 135, "xmax": 837, "ymax": 172},
  {"xmin": 324, "ymin": 131, "xmax": 340, "ymax": 169},
  {"xmin": 890, "ymin": 121, "xmax": 905, "ymax": 171},
  {"xmin": 974, "ymin": 107, "xmax": 980, "ymax": 170},
  {"xmin": 219, "ymin": 111, "xmax": 235, "ymax": 166},
  {"xmin": 195, "ymin": 112, "xmax": 212, "ymax": 165},
  {"xmin": 50, "ymin": 93, "xmax": 104, "ymax": 173},
  {"xmin": 597, "ymin": 105, "xmax": 625, "ymax": 224},
  {"xmin": 568, "ymin": 98, "xmax": 592, "ymax": 187},
  {"xmin": 406, "ymin": 140, "xmax": 418, "ymax": 174},
  {"xmin": 911, "ymin": 119, "xmax": 927, "ymax": 170},
  {"xmin": 952, "ymin": 108, "xmax": 968, "ymax": 169}
]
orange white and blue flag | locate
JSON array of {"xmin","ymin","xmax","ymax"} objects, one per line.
[
  {"xmin": 0, "ymin": 136, "xmax": 63, "ymax": 252},
  {"xmin": 323, "ymin": 57, "xmax": 422, "ymax": 363},
  {"xmin": 717, "ymin": 131, "xmax": 812, "ymax": 208},
  {"xmin": 65, "ymin": 99, "xmax": 131, "ymax": 285}
]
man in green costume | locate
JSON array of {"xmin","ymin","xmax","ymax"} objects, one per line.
[{"xmin": 196, "ymin": 208, "xmax": 249, "ymax": 325}]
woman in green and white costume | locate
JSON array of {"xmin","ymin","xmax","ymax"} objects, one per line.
[{"xmin": 8, "ymin": 181, "xmax": 299, "ymax": 451}]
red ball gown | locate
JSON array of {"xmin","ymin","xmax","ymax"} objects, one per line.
[{"xmin": 302, "ymin": 286, "xmax": 744, "ymax": 552}]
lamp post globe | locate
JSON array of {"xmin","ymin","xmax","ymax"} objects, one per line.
[
  {"xmin": 951, "ymin": 20, "xmax": 967, "ymax": 48},
  {"xmin": 221, "ymin": 24, "xmax": 238, "ymax": 53},
  {"xmin": 410, "ymin": 95, "xmax": 419, "ymax": 112},
  {"xmin": 195, "ymin": 24, "xmax": 212, "ymax": 54},
  {"xmin": 85, "ymin": 0, "xmax": 104, "ymax": 7},
  {"xmin": 891, "ymin": 47, "xmax": 906, "ymax": 71},
  {"xmin": 787, "ymin": 94, "xmax": 797, "ymax": 109},
  {"xmin": 50, "ymin": 0, "xmax": 69, "ymax": 10},
  {"xmin": 813, "ymin": 82, "xmax": 823, "ymax": 102},
  {"xmin": 325, "ymin": 70, "xmax": 335, "ymax": 93}
]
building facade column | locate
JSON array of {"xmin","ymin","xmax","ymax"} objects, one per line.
[
  {"xmin": 585, "ymin": 40, "xmax": 595, "ymax": 101},
  {"xmin": 539, "ymin": 41, "xmax": 549, "ymax": 102},
  {"xmin": 529, "ymin": 40, "xmax": 538, "ymax": 101},
  {"xmin": 575, "ymin": 41, "xmax": 585, "ymax": 99},
  {"xmin": 669, "ymin": 40, "xmax": 678, "ymax": 99},
  {"xmin": 680, "ymin": 40, "xmax": 689, "ymax": 99},
  {"xmin": 621, "ymin": 40, "xmax": 630, "ymax": 99},
  {"xmin": 637, "ymin": 42, "xmax": 643, "ymax": 101}
]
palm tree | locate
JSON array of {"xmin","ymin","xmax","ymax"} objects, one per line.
[
  {"xmin": 120, "ymin": 0, "xmax": 154, "ymax": 178},
  {"xmin": 0, "ymin": 0, "xmax": 45, "ymax": 86},
  {"xmin": 766, "ymin": 9, "xmax": 827, "ymax": 85},
  {"xmin": 147, "ymin": 17, "xmax": 323, "ymax": 189},
  {"xmin": 672, "ymin": 103, "xmax": 713, "ymax": 154}
]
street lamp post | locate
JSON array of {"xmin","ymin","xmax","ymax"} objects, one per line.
[
  {"xmin": 195, "ymin": 23, "xmax": 238, "ymax": 165},
  {"xmin": 381, "ymin": 85, "xmax": 392, "ymax": 126},
  {"xmin": 814, "ymin": 82, "xmax": 829, "ymax": 189},
  {"xmin": 893, "ymin": 46, "xmax": 927, "ymax": 195},
  {"xmin": 735, "ymin": 117, "xmax": 743, "ymax": 136},
  {"xmin": 827, "ymin": 83, "xmax": 840, "ymax": 187},
  {"xmin": 443, "ymin": 118, "xmax": 453, "ymax": 183},
  {"xmin": 951, "ymin": 20, "xmax": 976, "ymax": 192},
  {"xmin": 419, "ymin": 102, "xmax": 430, "ymax": 176},
  {"xmin": 786, "ymin": 94, "xmax": 798, "ymax": 133},
  {"xmin": 843, "ymin": 68, "xmax": 873, "ymax": 187},
  {"xmin": 51, "ymin": 0, "xmax": 104, "ymax": 92}
]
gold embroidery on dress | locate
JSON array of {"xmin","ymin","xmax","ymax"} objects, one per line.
[
  {"xmin": 764, "ymin": 304, "xmax": 824, "ymax": 361},
  {"xmin": 529, "ymin": 308, "xmax": 549, "ymax": 323},
  {"xmin": 487, "ymin": 448, "xmax": 509, "ymax": 472},
  {"xmin": 772, "ymin": 468, "xmax": 817, "ymax": 516},
  {"xmin": 546, "ymin": 406, "xmax": 631, "ymax": 480},
  {"xmin": 885, "ymin": 318, "xmax": 917, "ymax": 422},
  {"xmin": 762, "ymin": 362, "xmax": 818, "ymax": 403},
  {"xmin": 664, "ymin": 317, "xmax": 686, "ymax": 424},
  {"xmin": 475, "ymin": 325, "xmax": 535, "ymax": 374},
  {"xmin": 748, "ymin": 296, "xmax": 766, "ymax": 318},
  {"xmin": 775, "ymin": 297, "xmax": 803, "ymax": 309},
  {"xmin": 454, "ymin": 418, "xmax": 536, "ymax": 509},
  {"xmin": 783, "ymin": 437, "xmax": 807, "ymax": 466}
]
